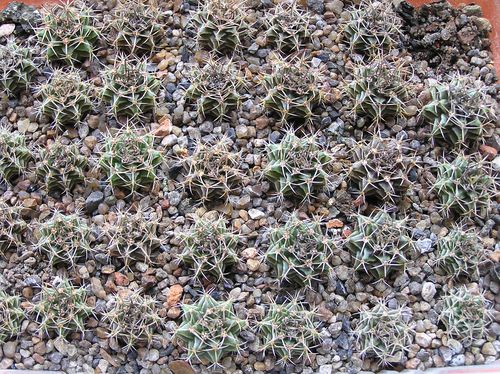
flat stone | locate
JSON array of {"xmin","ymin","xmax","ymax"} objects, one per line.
[
  {"xmin": 0, "ymin": 23, "xmax": 15, "ymax": 37},
  {"xmin": 248, "ymin": 208, "xmax": 265, "ymax": 220},
  {"xmin": 169, "ymin": 360, "xmax": 195, "ymax": 374}
]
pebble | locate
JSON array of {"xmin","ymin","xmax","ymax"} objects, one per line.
[
  {"xmin": 421, "ymin": 282, "xmax": 437, "ymax": 302},
  {"xmin": 416, "ymin": 333, "xmax": 432, "ymax": 348},
  {"xmin": 481, "ymin": 342, "xmax": 497, "ymax": 356}
]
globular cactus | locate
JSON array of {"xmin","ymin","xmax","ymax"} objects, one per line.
[
  {"xmin": 182, "ymin": 137, "xmax": 244, "ymax": 204},
  {"xmin": 349, "ymin": 136, "xmax": 414, "ymax": 204},
  {"xmin": 0, "ymin": 291, "xmax": 24, "ymax": 344},
  {"xmin": 258, "ymin": 298, "xmax": 320, "ymax": 364},
  {"xmin": 422, "ymin": 75, "xmax": 496, "ymax": 148},
  {"xmin": 0, "ymin": 39, "xmax": 38, "ymax": 96},
  {"xmin": 174, "ymin": 293, "xmax": 247, "ymax": 365},
  {"xmin": 0, "ymin": 201, "xmax": 28, "ymax": 254},
  {"xmin": 345, "ymin": 58, "xmax": 412, "ymax": 124},
  {"xmin": 0, "ymin": 128, "xmax": 33, "ymax": 184},
  {"xmin": 432, "ymin": 155, "xmax": 495, "ymax": 218},
  {"xmin": 99, "ymin": 127, "xmax": 164, "ymax": 195},
  {"xmin": 37, "ymin": 69, "xmax": 93, "ymax": 130},
  {"xmin": 355, "ymin": 301, "xmax": 413, "ymax": 365},
  {"xmin": 434, "ymin": 226, "xmax": 484, "ymax": 280},
  {"xmin": 36, "ymin": 211, "xmax": 92, "ymax": 268},
  {"xmin": 342, "ymin": 0, "xmax": 402, "ymax": 55},
  {"xmin": 266, "ymin": 213, "xmax": 340, "ymax": 288},
  {"xmin": 345, "ymin": 210, "xmax": 413, "ymax": 279},
  {"xmin": 439, "ymin": 287, "xmax": 490, "ymax": 344},
  {"xmin": 108, "ymin": 0, "xmax": 165, "ymax": 55},
  {"xmin": 263, "ymin": 130, "xmax": 333, "ymax": 203},
  {"xmin": 101, "ymin": 56, "xmax": 161, "ymax": 122},
  {"xmin": 30, "ymin": 278, "xmax": 93, "ymax": 338},
  {"xmin": 36, "ymin": 1, "xmax": 100, "ymax": 64},
  {"xmin": 104, "ymin": 290, "xmax": 163, "ymax": 352},
  {"xmin": 36, "ymin": 139, "xmax": 87, "ymax": 195},
  {"xmin": 190, "ymin": 0, "xmax": 250, "ymax": 54},
  {"xmin": 261, "ymin": 56, "xmax": 323, "ymax": 124},
  {"xmin": 179, "ymin": 215, "xmax": 239, "ymax": 283},
  {"xmin": 264, "ymin": 1, "xmax": 310, "ymax": 53},
  {"xmin": 185, "ymin": 57, "xmax": 244, "ymax": 121}
]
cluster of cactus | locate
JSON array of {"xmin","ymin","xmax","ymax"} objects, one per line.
[
  {"xmin": 258, "ymin": 298, "xmax": 320, "ymax": 364},
  {"xmin": 262, "ymin": 56, "xmax": 323, "ymax": 124},
  {"xmin": 342, "ymin": 0, "xmax": 402, "ymax": 55},
  {"xmin": 102, "ymin": 209, "xmax": 160, "ymax": 269},
  {"xmin": 264, "ymin": 130, "xmax": 333, "ymax": 202},
  {"xmin": 349, "ymin": 136, "xmax": 414, "ymax": 204},
  {"xmin": 345, "ymin": 58, "xmax": 411, "ymax": 123},
  {"xmin": 355, "ymin": 301, "xmax": 413, "ymax": 365},
  {"xmin": 0, "ymin": 128, "xmax": 33, "ymax": 184},
  {"xmin": 0, "ymin": 40, "xmax": 38, "ymax": 96},
  {"xmin": 182, "ymin": 138, "xmax": 244, "ymax": 204},
  {"xmin": 439, "ymin": 287, "xmax": 490, "ymax": 344},
  {"xmin": 36, "ymin": 139, "xmax": 88, "ymax": 194},
  {"xmin": 434, "ymin": 226, "xmax": 484, "ymax": 280},
  {"xmin": 37, "ymin": 69, "xmax": 93, "ymax": 130},
  {"xmin": 99, "ymin": 128, "xmax": 164, "ymax": 195},
  {"xmin": 174, "ymin": 293, "xmax": 247, "ymax": 365},
  {"xmin": 101, "ymin": 56, "xmax": 160, "ymax": 122},
  {"xmin": 185, "ymin": 57, "xmax": 243, "ymax": 121},
  {"xmin": 264, "ymin": 1, "xmax": 310, "ymax": 53},
  {"xmin": 266, "ymin": 213, "xmax": 340, "ymax": 288},
  {"xmin": 35, "ymin": 212, "xmax": 92, "ymax": 268},
  {"xmin": 36, "ymin": 1, "xmax": 100, "ymax": 64},
  {"xmin": 190, "ymin": 0, "xmax": 250, "ymax": 54},
  {"xmin": 422, "ymin": 75, "xmax": 496, "ymax": 148},
  {"xmin": 0, "ymin": 291, "xmax": 24, "ymax": 343},
  {"xmin": 179, "ymin": 215, "xmax": 239, "ymax": 283},
  {"xmin": 0, "ymin": 202, "xmax": 28, "ymax": 254},
  {"xmin": 30, "ymin": 278, "xmax": 93, "ymax": 337},
  {"xmin": 108, "ymin": 0, "xmax": 165, "ymax": 55},
  {"xmin": 104, "ymin": 290, "xmax": 163, "ymax": 351},
  {"xmin": 433, "ymin": 155, "xmax": 495, "ymax": 218},
  {"xmin": 345, "ymin": 211, "xmax": 413, "ymax": 279}
]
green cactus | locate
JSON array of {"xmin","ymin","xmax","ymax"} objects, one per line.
[
  {"xmin": 36, "ymin": 1, "xmax": 100, "ymax": 64},
  {"xmin": 0, "ymin": 128, "xmax": 33, "ymax": 184},
  {"xmin": 0, "ymin": 201, "xmax": 28, "ymax": 254},
  {"xmin": 174, "ymin": 293, "xmax": 247, "ymax": 365},
  {"xmin": 263, "ymin": 130, "xmax": 333, "ymax": 202},
  {"xmin": 179, "ymin": 215, "xmax": 239, "ymax": 282},
  {"xmin": 0, "ymin": 291, "xmax": 25, "ymax": 344},
  {"xmin": 0, "ymin": 39, "xmax": 38, "ymax": 96},
  {"xmin": 345, "ymin": 210, "xmax": 413, "ymax": 279}
]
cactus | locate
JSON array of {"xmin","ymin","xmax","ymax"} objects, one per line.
[
  {"xmin": 355, "ymin": 301, "xmax": 413, "ymax": 365},
  {"xmin": 182, "ymin": 137, "xmax": 244, "ymax": 204},
  {"xmin": 0, "ymin": 201, "xmax": 28, "ymax": 254},
  {"xmin": 342, "ymin": 0, "xmax": 402, "ymax": 55},
  {"xmin": 349, "ymin": 136, "xmax": 414, "ymax": 204},
  {"xmin": 0, "ymin": 128, "xmax": 33, "ymax": 184},
  {"xmin": 190, "ymin": 0, "xmax": 250, "ymax": 54},
  {"xmin": 0, "ymin": 39, "xmax": 38, "ymax": 96},
  {"xmin": 99, "ymin": 127, "xmax": 164, "ymax": 195},
  {"xmin": 174, "ymin": 293, "xmax": 247, "ymax": 365},
  {"xmin": 0, "ymin": 291, "xmax": 25, "ymax": 343},
  {"xmin": 37, "ymin": 69, "xmax": 93, "ymax": 130},
  {"xmin": 422, "ymin": 75, "xmax": 496, "ymax": 148},
  {"xmin": 345, "ymin": 210, "xmax": 413, "ymax": 279},
  {"xmin": 264, "ymin": 1, "xmax": 310, "ymax": 53},
  {"xmin": 266, "ymin": 213, "xmax": 340, "ymax": 288},
  {"xmin": 102, "ymin": 209, "xmax": 160, "ymax": 269},
  {"xmin": 439, "ymin": 287, "xmax": 490, "ymax": 344},
  {"xmin": 36, "ymin": 1, "xmax": 100, "ymax": 64},
  {"xmin": 434, "ymin": 226, "xmax": 484, "ymax": 280},
  {"xmin": 101, "ymin": 56, "xmax": 161, "ymax": 122},
  {"xmin": 104, "ymin": 290, "xmax": 163, "ymax": 351},
  {"xmin": 258, "ymin": 298, "xmax": 320, "ymax": 364},
  {"xmin": 36, "ymin": 211, "xmax": 92, "ymax": 268},
  {"xmin": 263, "ymin": 130, "xmax": 333, "ymax": 202},
  {"xmin": 36, "ymin": 139, "xmax": 87, "ymax": 195},
  {"xmin": 345, "ymin": 58, "xmax": 411, "ymax": 124},
  {"xmin": 179, "ymin": 215, "xmax": 239, "ymax": 282},
  {"xmin": 185, "ymin": 57, "xmax": 243, "ymax": 121},
  {"xmin": 262, "ymin": 56, "xmax": 323, "ymax": 124},
  {"xmin": 433, "ymin": 155, "xmax": 495, "ymax": 218},
  {"xmin": 108, "ymin": 0, "xmax": 165, "ymax": 55},
  {"xmin": 30, "ymin": 278, "xmax": 93, "ymax": 338}
]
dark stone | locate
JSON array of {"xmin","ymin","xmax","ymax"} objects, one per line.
[{"xmin": 85, "ymin": 191, "xmax": 104, "ymax": 213}]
